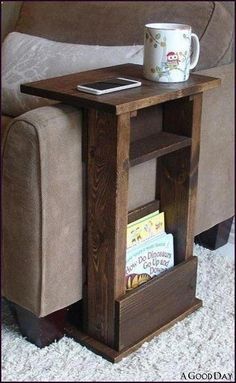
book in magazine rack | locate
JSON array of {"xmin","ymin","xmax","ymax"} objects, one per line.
[{"xmin": 21, "ymin": 64, "xmax": 220, "ymax": 362}]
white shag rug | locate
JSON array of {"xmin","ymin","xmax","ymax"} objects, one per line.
[{"xmin": 1, "ymin": 243, "xmax": 235, "ymax": 382}]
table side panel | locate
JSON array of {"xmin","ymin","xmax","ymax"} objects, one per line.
[{"xmin": 86, "ymin": 109, "xmax": 130, "ymax": 347}]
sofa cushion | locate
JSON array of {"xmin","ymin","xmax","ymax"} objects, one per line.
[
  {"xmin": 16, "ymin": 1, "xmax": 234, "ymax": 69},
  {"xmin": 2, "ymin": 32, "xmax": 143, "ymax": 117},
  {"xmin": 1, "ymin": 115, "xmax": 13, "ymax": 158},
  {"xmin": 2, "ymin": 104, "xmax": 83, "ymax": 317},
  {"xmin": 1, "ymin": 115, "xmax": 13, "ymax": 130}
]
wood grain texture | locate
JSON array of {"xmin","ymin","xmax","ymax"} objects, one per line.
[
  {"xmin": 130, "ymin": 132, "xmax": 192, "ymax": 166},
  {"xmin": 130, "ymin": 104, "xmax": 163, "ymax": 142},
  {"xmin": 85, "ymin": 109, "xmax": 130, "ymax": 347},
  {"xmin": 115, "ymin": 256, "xmax": 198, "ymax": 351},
  {"xmin": 21, "ymin": 64, "xmax": 220, "ymax": 115},
  {"xmin": 128, "ymin": 200, "xmax": 160, "ymax": 224},
  {"xmin": 158, "ymin": 94, "xmax": 203, "ymax": 263},
  {"xmin": 66, "ymin": 297, "xmax": 202, "ymax": 363}
]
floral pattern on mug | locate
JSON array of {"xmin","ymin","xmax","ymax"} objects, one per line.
[{"xmin": 145, "ymin": 29, "xmax": 166, "ymax": 48}]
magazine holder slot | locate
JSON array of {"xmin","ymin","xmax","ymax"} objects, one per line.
[
  {"xmin": 128, "ymin": 200, "xmax": 160, "ymax": 224},
  {"xmin": 115, "ymin": 256, "xmax": 199, "ymax": 351}
]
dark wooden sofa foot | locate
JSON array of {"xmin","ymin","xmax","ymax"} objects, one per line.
[
  {"xmin": 8, "ymin": 301, "xmax": 68, "ymax": 348},
  {"xmin": 195, "ymin": 216, "xmax": 234, "ymax": 250}
]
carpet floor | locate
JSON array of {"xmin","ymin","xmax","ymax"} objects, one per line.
[{"xmin": 1, "ymin": 243, "xmax": 234, "ymax": 382}]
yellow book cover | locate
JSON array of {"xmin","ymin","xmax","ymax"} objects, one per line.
[{"xmin": 127, "ymin": 210, "xmax": 165, "ymax": 249}]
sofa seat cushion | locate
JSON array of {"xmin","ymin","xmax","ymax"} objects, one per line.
[
  {"xmin": 2, "ymin": 104, "xmax": 83, "ymax": 317},
  {"xmin": 2, "ymin": 32, "xmax": 143, "ymax": 117}
]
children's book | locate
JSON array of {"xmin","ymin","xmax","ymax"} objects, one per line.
[
  {"xmin": 127, "ymin": 210, "xmax": 165, "ymax": 249},
  {"xmin": 126, "ymin": 232, "xmax": 174, "ymax": 291}
]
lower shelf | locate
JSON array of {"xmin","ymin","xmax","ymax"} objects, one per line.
[
  {"xmin": 65, "ymin": 256, "xmax": 202, "ymax": 362},
  {"xmin": 65, "ymin": 298, "xmax": 202, "ymax": 363},
  {"xmin": 116, "ymin": 256, "xmax": 199, "ymax": 350}
]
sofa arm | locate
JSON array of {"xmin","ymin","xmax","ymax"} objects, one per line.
[{"xmin": 2, "ymin": 104, "xmax": 83, "ymax": 317}]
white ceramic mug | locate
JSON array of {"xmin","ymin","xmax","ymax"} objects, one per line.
[{"xmin": 143, "ymin": 23, "xmax": 200, "ymax": 83}]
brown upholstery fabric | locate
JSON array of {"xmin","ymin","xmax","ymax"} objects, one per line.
[
  {"xmin": 15, "ymin": 1, "xmax": 233, "ymax": 70},
  {"xmin": 195, "ymin": 63, "xmax": 235, "ymax": 234},
  {"xmin": 1, "ymin": 115, "xmax": 13, "ymax": 130},
  {"xmin": 3, "ymin": 121, "xmax": 42, "ymax": 314},
  {"xmin": 1, "ymin": 116, "xmax": 13, "ymax": 152},
  {"xmin": 1, "ymin": 1, "xmax": 22, "ymax": 41},
  {"xmin": 2, "ymin": 105, "xmax": 83, "ymax": 316}
]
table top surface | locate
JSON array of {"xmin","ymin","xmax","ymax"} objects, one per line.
[{"xmin": 21, "ymin": 64, "xmax": 220, "ymax": 115}]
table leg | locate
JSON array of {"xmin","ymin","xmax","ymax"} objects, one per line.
[
  {"xmin": 158, "ymin": 94, "xmax": 203, "ymax": 262},
  {"xmin": 84, "ymin": 109, "xmax": 130, "ymax": 348}
]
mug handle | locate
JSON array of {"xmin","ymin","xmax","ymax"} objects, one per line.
[{"xmin": 189, "ymin": 33, "xmax": 200, "ymax": 70}]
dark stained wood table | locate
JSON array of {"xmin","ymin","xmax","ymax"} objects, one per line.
[{"xmin": 21, "ymin": 64, "xmax": 220, "ymax": 362}]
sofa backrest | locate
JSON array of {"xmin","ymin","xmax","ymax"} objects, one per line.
[
  {"xmin": 14, "ymin": 1, "xmax": 234, "ymax": 70},
  {"xmin": 1, "ymin": 1, "xmax": 22, "ymax": 41},
  {"xmin": 13, "ymin": 2, "xmax": 206, "ymax": 43},
  {"xmin": 14, "ymin": 2, "xmax": 229, "ymax": 43},
  {"xmin": 3, "ymin": 1, "xmax": 234, "ymax": 70}
]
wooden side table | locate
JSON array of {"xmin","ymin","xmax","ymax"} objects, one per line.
[{"xmin": 21, "ymin": 64, "xmax": 220, "ymax": 362}]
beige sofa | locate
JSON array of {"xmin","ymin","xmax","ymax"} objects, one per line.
[{"xmin": 1, "ymin": 1, "xmax": 234, "ymax": 346}]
